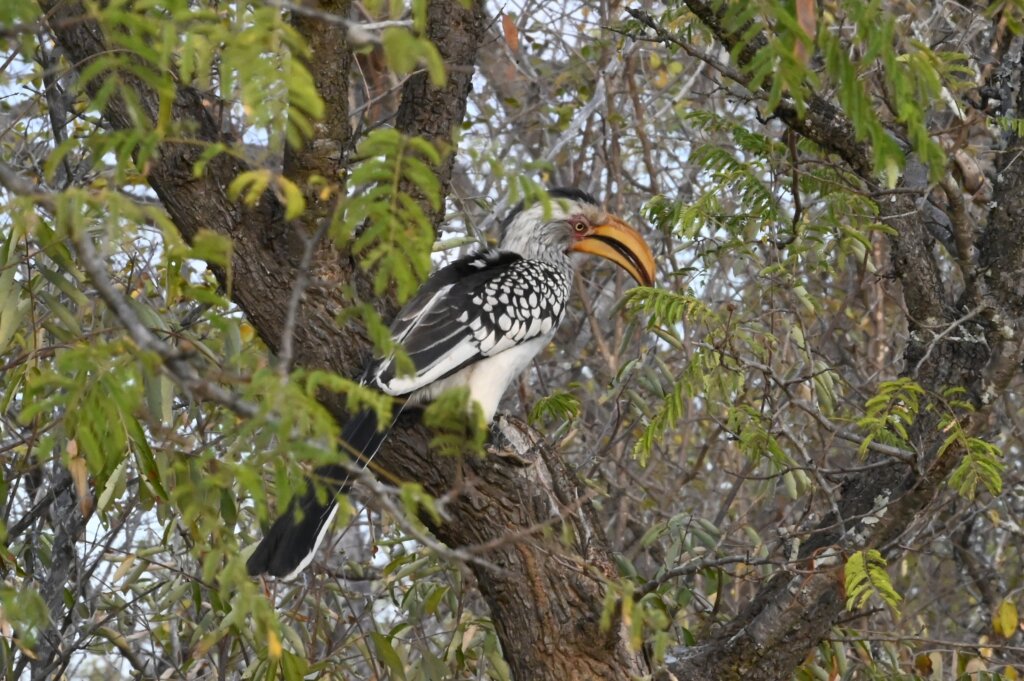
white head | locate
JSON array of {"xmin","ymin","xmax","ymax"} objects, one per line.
[{"xmin": 497, "ymin": 188, "xmax": 656, "ymax": 286}]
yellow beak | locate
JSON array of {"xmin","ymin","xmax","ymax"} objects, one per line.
[{"xmin": 570, "ymin": 216, "xmax": 656, "ymax": 286}]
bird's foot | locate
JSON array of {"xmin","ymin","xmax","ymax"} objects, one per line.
[{"xmin": 486, "ymin": 414, "xmax": 541, "ymax": 466}]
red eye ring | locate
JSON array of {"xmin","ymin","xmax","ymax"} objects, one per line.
[{"xmin": 572, "ymin": 221, "xmax": 588, "ymax": 233}]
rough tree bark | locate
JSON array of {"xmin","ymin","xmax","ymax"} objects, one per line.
[
  {"xmin": 39, "ymin": 1, "xmax": 650, "ymax": 679},
  {"xmin": 393, "ymin": 0, "xmax": 483, "ymax": 229}
]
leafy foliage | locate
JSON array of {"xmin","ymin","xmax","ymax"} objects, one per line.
[
  {"xmin": 623, "ymin": 286, "xmax": 713, "ymax": 329},
  {"xmin": 332, "ymin": 128, "xmax": 442, "ymax": 301},
  {"xmin": 528, "ymin": 390, "xmax": 582, "ymax": 427},
  {"xmin": 941, "ymin": 411, "xmax": 1006, "ymax": 500},
  {"xmin": 622, "ymin": 287, "xmax": 721, "ymax": 463},
  {"xmin": 845, "ymin": 549, "xmax": 902, "ymax": 614},
  {"xmin": 422, "ymin": 387, "xmax": 488, "ymax": 458},
  {"xmin": 855, "ymin": 379, "xmax": 925, "ymax": 456}
]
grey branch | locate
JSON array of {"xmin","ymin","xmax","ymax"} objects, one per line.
[
  {"xmin": 268, "ymin": 0, "xmax": 412, "ymax": 46},
  {"xmin": 0, "ymin": 159, "xmax": 259, "ymax": 419}
]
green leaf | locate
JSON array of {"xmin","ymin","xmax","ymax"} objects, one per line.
[
  {"xmin": 227, "ymin": 169, "xmax": 272, "ymax": 207},
  {"xmin": 422, "ymin": 387, "xmax": 486, "ymax": 457},
  {"xmin": 845, "ymin": 549, "xmax": 901, "ymax": 614},
  {"xmin": 623, "ymin": 287, "xmax": 713, "ymax": 329},
  {"xmin": 274, "ymin": 176, "xmax": 306, "ymax": 221},
  {"xmin": 0, "ymin": 584, "xmax": 50, "ymax": 648},
  {"xmin": 947, "ymin": 435, "xmax": 1005, "ymax": 500},
  {"xmin": 190, "ymin": 229, "xmax": 233, "ymax": 269},
  {"xmin": 855, "ymin": 378, "xmax": 924, "ymax": 457},
  {"xmin": 370, "ymin": 632, "xmax": 407, "ymax": 680},
  {"xmin": 332, "ymin": 129, "xmax": 443, "ymax": 301},
  {"xmin": 280, "ymin": 650, "xmax": 309, "ymax": 681},
  {"xmin": 528, "ymin": 391, "xmax": 581, "ymax": 426}
]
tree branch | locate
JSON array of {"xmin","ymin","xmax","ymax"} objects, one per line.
[
  {"xmin": 40, "ymin": 2, "xmax": 653, "ymax": 678},
  {"xmin": 624, "ymin": 6, "xmax": 1024, "ymax": 681},
  {"xmin": 394, "ymin": 0, "xmax": 484, "ymax": 228}
]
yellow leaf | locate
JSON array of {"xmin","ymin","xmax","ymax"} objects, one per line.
[
  {"xmin": 267, "ymin": 629, "xmax": 282, "ymax": 660},
  {"xmin": 239, "ymin": 322, "xmax": 255, "ymax": 343},
  {"xmin": 67, "ymin": 440, "xmax": 93, "ymax": 518},
  {"xmin": 1005, "ymin": 665, "xmax": 1019, "ymax": 680},
  {"xmin": 227, "ymin": 169, "xmax": 271, "ymax": 206},
  {"xmin": 461, "ymin": 624, "xmax": 478, "ymax": 652},
  {"xmin": 994, "ymin": 600, "xmax": 1019, "ymax": 638},
  {"xmin": 885, "ymin": 158, "xmax": 900, "ymax": 190},
  {"xmin": 15, "ymin": 638, "xmax": 37, "ymax": 659},
  {"xmin": 275, "ymin": 176, "xmax": 306, "ymax": 221},
  {"xmin": 113, "ymin": 554, "xmax": 136, "ymax": 583}
]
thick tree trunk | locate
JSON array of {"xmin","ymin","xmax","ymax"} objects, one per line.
[{"xmin": 394, "ymin": 0, "xmax": 484, "ymax": 229}]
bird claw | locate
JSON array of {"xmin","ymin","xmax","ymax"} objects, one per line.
[{"xmin": 486, "ymin": 414, "xmax": 541, "ymax": 466}]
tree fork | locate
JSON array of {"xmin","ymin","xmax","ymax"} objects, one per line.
[{"xmin": 40, "ymin": 2, "xmax": 652, "ymax": 678}]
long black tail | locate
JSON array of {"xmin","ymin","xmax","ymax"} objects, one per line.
[{"xmin": 246, "ymin": 409, "xmax": 388, "ymax": 579}]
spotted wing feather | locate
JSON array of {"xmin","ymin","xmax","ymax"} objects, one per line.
[{"xmin": 370, "ymin": 249, "xmax": 570, "ymax": 396}]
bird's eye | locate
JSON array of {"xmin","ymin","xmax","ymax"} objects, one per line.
[{"xmin": 572, "ymin": 221, "xmax": 588, "ymax": 234}]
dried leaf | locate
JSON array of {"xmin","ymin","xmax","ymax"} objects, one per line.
[
  {"xmin": 0, "ymin": 612, "xmax": 12, "ymax": 640},
  {"xmin": 67, "ymin": 440, "xmax": 93, "ymax": 518},
  {"xmin": 794, "ymin": 0, "xmax": 816, "ymax": 65},
  {"xmin": 112, "ymin": 554, "xmax": 136, "ymax": 583},
  {"xmin": 501, "ymin": 13, "xmax": 519, "ymax": 53},
  {"xmin": 371, "ymin": 632, "xmax": 406, "ymax": 680},
  {"xmin": 461, "ymin": 624, "xmax": 478, "ymax": 653},
  {"xmin": 954, "ymin": 148, "xmax": 985, "ymax": 194}
]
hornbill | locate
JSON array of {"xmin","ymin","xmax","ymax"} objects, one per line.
[{"xmin": 246, "ymin": 188, "xmax": 656, "ymax": 579}]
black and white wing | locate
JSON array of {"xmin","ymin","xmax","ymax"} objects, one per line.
[{"xmin": 367, "ymin": 249, "xmax": 571, "ymax": 396}]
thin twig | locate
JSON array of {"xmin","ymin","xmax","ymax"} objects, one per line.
[
  {"xmin": 634, "ymin": 554, "xmax": 770, "ymax": 598},
  {"xmin": 913, "ymin": 304, "xmax": 986, "ymax": 377},
  {"xmin": 789, "ymin": 399, "xmax": 916, "ymax": 462},
  {"xmin": 939, "ymin": 173, "xmax": 978, "ymax": 294},
  {"xmin": 779, "ymin": 424, "xmax": 845, "ymax": 535},
  {"xmin": 477, "ymin": 43, "xmax": 635, "ymax": 232},
  {"xmin": 0, "ymin": 159, "xmax": 259, "ymax": 419},
  {"xmin": 278, "ymin": 219, "xmax": 331, "ymax": 377},
  {"xmin": 350, "ymin": 463, "xmax": 511, "ymax": 576},
  {"xmin": 625, "ymin": 9, "xmax": 749, "ymax": 87},
  {"xmin": 269, "ymin": 0, "xmax": 412, "ymax": 45}
]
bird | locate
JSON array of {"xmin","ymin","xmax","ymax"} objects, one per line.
[{"xmin": 246, "ymin": 187, "xmax": 656, "ymax": 579}]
